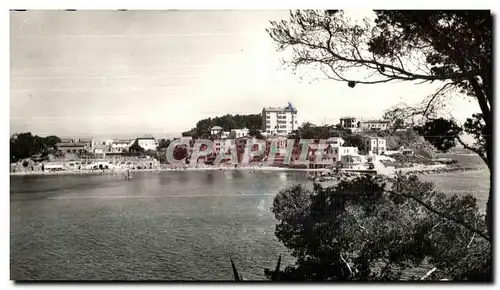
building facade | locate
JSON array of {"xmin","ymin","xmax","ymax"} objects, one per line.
[
  {"xmin": 326, "ymin": 137, "xmax": 345, "ymax": 147},
  {"xmin": 364, "ymin": 137, "xmax": 387, "ymax": 155},
  {"xmin": 136, "ymin": 137, "xmax": 159, "ymax": 151},
  {"xmin": 339, "ymin": 116, "xmax": 358, "ymax": 129},
  {"xmin": 360, "ymin": 120, "xmax": 390, "ymax": 131},
  {"xmin": 261, "ymin": 102, "xmax": 299, "ymax": 135},
  {"xmin": 111, "ymin": 139, "xmax": 134, "ymax": 153},
  {"xmin": 210, "ymin": 126, "xmax": 223, "ymax": 136},
  {"xmin": 229, "ymin": 128, "xmax": 250, "ymax": 139}
]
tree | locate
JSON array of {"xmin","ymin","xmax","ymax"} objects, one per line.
[
  {"xmin": 415, "ymin": 118, "xmax": 463, "ymax": 152},
  {"xmin": 459, "ymin": 113, "xmax": 487, "ymax": 163},
  {"xmin": 10, "ymin": 132, "xmax": 49, "ymax": 162},
  {"xmin": 182, "ymin": 128, "xmax": 198, "ymax": 138},
  {"xmin": 196, "ymin": 118, "xmax": 213, "ymax": 139},
  {"xmin": 267, "ymin": 10, "xmax": 492, "ymax": 240},
  {"xmin": 129, "ymin": 141, "xmax": 145, "ymax": 154},
  {"xmin": 43, "ymin": 135, "xmax": 61, "ymax": 147},
  {"xmin": 263, "ymin": 174, "xmax": 490, "ymax": 281},
  {"xmin": 249, "ymin": 128, "xmax": 264, "ymax": 139},
  {"xmin": 157, "ymin": 139, "xmax": 171, "ymax": 149},
  {"xmin": 298, "ymin": 122, "xmax": 336, "ymax": 139}
]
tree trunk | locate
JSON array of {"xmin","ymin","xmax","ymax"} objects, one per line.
[{"xmin": 485, "ymin": 120, "xmax": 492, "ymax": 241}]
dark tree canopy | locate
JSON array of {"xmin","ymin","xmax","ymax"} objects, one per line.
[
  {"xmin": 182, "ymin": 114, "xmax": 263, "ymax": 139},
  {"xmin": 267, "ymin": 9, "xmax": 493, "ymax": 242},
  {"xmin": 264, "ymin": 174, "xmax": 490, "ymax": 281},
  {"xmin": 415, "ymin": 118, "xmax": 463, "ymax": 152},
  {"xmin": 267, "ymin": 10, "xmax": 491, "ymax": 163},
  {"xmin": 10, "ymin": 132, "xmax": 61, "ymax": 163},
  {"xmin": 129, "ymin": 140, "xmax": 145, "ymax": 153}
]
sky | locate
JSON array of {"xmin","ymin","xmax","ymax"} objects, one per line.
[{"xmin": 10, "ymin": 10, "xmax": 481, "ymax": 139}]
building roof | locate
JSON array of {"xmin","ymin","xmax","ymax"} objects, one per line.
[
  {"xmin": 266, "ymin": 135, "xmax": 288, "ymax": 140},
  {"xmin": 56, "ymin": 142, "xmax": 87, "ymax": 147},
  {"xmin": 263, "ymin": 102, "xmax": 297, "ymax": 113},
  {"xmin": 114, "ymin": 139, "xmax": 133, "ymax": 144},
  {"xmin": 361, "ymin": 120, "xmax": 390, "ymax": 124},
  {"xmin": 308, "ymin": 144, "xmax": 332, "ymax": 150},
  {"xmin": 327, "ymin": 137, "xmax": 344, "ymax": 142},
  {"xmin": 211, "ymin": 126, "xmax": 223, "ymax": 130},
  {"xmin": 340, "ymin": 116, "xmax": 357, "ymax": 120}
]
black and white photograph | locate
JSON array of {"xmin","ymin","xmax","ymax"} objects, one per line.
[{"xmin": 7, "ymin": 3, "xmax": 493, "ymax": 282}]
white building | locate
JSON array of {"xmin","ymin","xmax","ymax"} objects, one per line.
[
  {"xmin": 261, "ymin": 102, "xmax": 299, "ymax": 135},
  {"xmin": 221, "ymin": 131, "xmax": 231, "ymax": 139},
  {"xmin": 364, "ymin": 137, "xmax": 387, "ymax": 155},
  {"xmin": 326, "ymin": 137, "xmax": 345, "ymax": 147},
  {"xmin": 331, "ymin": 146, "xmax": 359, "ymax": 163},
  {"xmin": 341, "ymin": 154, "xmax": 365, "ymax": 170},
  {"xmin": 213, "ymin": 139, "xmax": 234, "ymax": 154},
  {"xmin": 136, "ymin": 137, "xmax": 159, "ymax": 151},
  {"xmin": 111, "ymin": 139, "xmax": 134, "ymax": 153},
  {"xmin": 210, "ymin": 126, "xmax": 223, "ymax": 136},
  {"xmin": 230, "ymin": 128, "xmax": 250, "ymax": 139},
  {"xmin": 360, "ymin": 120, "xmax": 390, "ymax": 131}
]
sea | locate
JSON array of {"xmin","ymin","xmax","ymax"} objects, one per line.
[{"xmin": 10, "ymin": 152, "xmax": 489, "ymax": 280}]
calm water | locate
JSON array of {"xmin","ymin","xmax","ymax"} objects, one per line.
[{"xmin": 10, "ymin": 154, "xmax": 489, "ymax": 280}]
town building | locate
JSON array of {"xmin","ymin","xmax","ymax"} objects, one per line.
[
  {"xmin": 210, "ymin": 126, "xmax": 223, "ymax": 136},
  {"xmin": 306, "ymin": 143, "xmax": 337, "ymax": 168},
  {"xmin": 326, "ymin": 137, "xmax": 345, "ymax": 147},
  {"xmin": 136, "ymin": 137, "xmax": 159, "ymax": 151},
  {"xmin": 331, "ymin": 146, "xmax": 359, "ymax": 164},
  {"xmin": 213, "ymin": 139, "xmax": 234, "ymax": 155},
  {"xmin": 261, "ymin": 102, "xmax": 299, "ymax": 135},
  {"xmin": 55, "ymin": 142, "xmax": 89, "ymax": 154},
  {"xmin": 360, "ymin": 120, "xmax": 390, "ymax": 131},
  {"xmin": 364, "ymin": 137, "xmax": 387, "ymax": 155},
  {"xmin": 264, "ymin": 135, "xmax": 290, "ymax": 165},
  {"xmin": 339, "ymin": 116, "xmax": 359, "ymax": 130},
  {"xmin": 220, "ymin": 131, "xmax": 231, "ymax": 139},
  {"xmin": 229, "ymin": 128, "xmax": 250, "ymax": 139},
  {"xmin": 111, "ymin": 139, "xmax": 134, "ymax": 153},
  {"xmin": 341, "ymin": 154, "xmax": 364, "ymax": 170}
]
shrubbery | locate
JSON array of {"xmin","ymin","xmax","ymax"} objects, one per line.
[{"xmin": 230, "ymin": 174, "xmax": 490, "ymax": 281}]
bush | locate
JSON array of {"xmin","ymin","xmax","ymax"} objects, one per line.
[{"xmin": 262, "ymin": 173, "xmax": 490, "ymax": 281}]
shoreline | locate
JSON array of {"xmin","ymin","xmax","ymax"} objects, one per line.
[
  {"xmin": 9, "ymin": 163, "xmax": 483, "ymax": 177},
  {"xmin": 9, "ymin": 166, "xmax": 331, "ymax": 176}
]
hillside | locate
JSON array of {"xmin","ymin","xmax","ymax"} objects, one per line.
[{"xmin": 362, "ymin": 129, "xmax": 437, "ymax": 159}]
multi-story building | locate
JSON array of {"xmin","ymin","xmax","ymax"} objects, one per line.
[
  {"xmin": 136, "ymin": 137, "xmax": 159, "ymax": 151},
  {"xmin": 339, "ymin": 116, "xmax": 359, "ymax": 129},
  {"xmin": 111, "ymin": 139, "xmax": 134, "ymax": 153},
  {"xmin": 341, "ymin": 154, "xmax": 364, "ymax": 170},
  {"xmin": 229, "ymin": 128, "xmax": 249, "ymax": 139},
  {"xmin": 261, "ymin": 102, "xmax": 299, "ymax": 135},
  {"xmin": 331, "ymin": 146, "xmax": 359, "ymax": 163},
  {"xmin": 210, "ymin": 126, "xmax": 223, "ymax": 136},
  {"xmin": 360, "ymin": 120, "xmax": 390, "ymax": 131},
  {"xmin": 326, "ymin": 137, "xmax": 345, "ymax": 147},
  {"xmin": 213, "ymin": 139, "xmax": 234, "ymax": 155},
  {"xmin": 364, "ymin": 137, "xmax": 387, "ymax": 155}
]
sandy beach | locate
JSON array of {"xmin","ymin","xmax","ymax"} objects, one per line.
[
  {"xmin": 10, "ymin": 165, "xmax": 331, "ymax": 176},
  {"xmin": 10, "ymin": 162, "xmax": 479, "ymax": 177}
]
